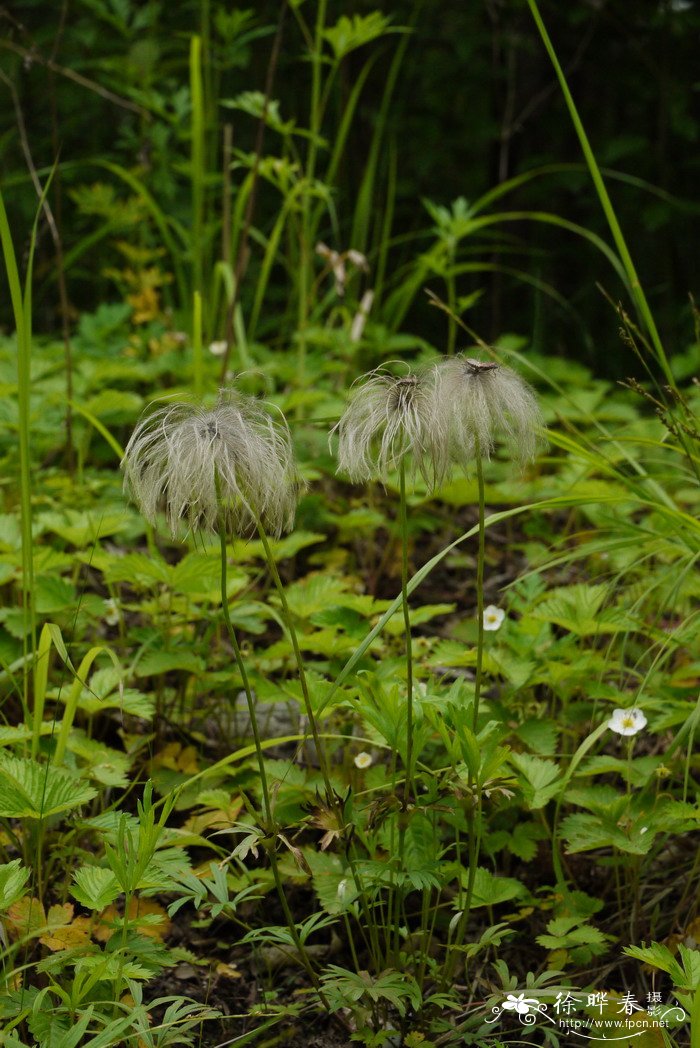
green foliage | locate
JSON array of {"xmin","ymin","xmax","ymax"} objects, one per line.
[{"xmin": 0, "ymin": 3, "xmax": 698, "ymax": 1046}]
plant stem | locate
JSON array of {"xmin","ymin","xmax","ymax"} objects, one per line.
[
  {"xmin": 217, "ymin": 512, "xmax": 327, "ymax": 1002},
  {"xmin": 255, "ymin": 521, "xmax": 375, "ymax": 970},
  {"xmin": 473, "ymin": 442, "xmax": 486, "ymax": 731},
  {"xmin": 255, "ymin": 522, "xmax": 333, "ymax": 796},
  {"xmin": 399, "ymin": 459, "xmax": 414, "ymax": 799},
  {"xmin": 296, "ymin": 0, "xmax": 327, "ymax": 390},
  {"xmin": 217, "ymin": 515, "xmax": 272, "ymax": 825}
]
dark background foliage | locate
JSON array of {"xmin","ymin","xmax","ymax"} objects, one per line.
[{"xmin": 1, "ymin": 0, "xmax": 699, "ymax": 375}]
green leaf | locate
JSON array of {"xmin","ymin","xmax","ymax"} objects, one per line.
[
  {"xmin": 34, "ymin": 575, "xmax": 76, "ymax": 614},
  {"xmin": 71, "ymin": 866, "xmax": 121, "ymax": 910},
  {"xmin": 385, "ymin": 602, "xmax": 455, "ymax": 636},
  {"xmin": 323, "ymin": 12, "xmax": 397, "ymax": 59},
  {"xmin": 510, "ymin": 753, "xmax": 561, "ymax": 809},
  {"xmin": 135, "ymin": 649, "xmax": 205, "ymax": 677},
  {"xmin": 0, "ymin": 859, "xmax": 31, "ymax": 910},
  {"xmin": 37, "ymin": 508, "xmax": 129, "ymax": 548},
  {"xmin": 0, "ymin": 754, "xmax": 97, "ymax": 819},
  {"xmin": 469, "ymin": 867, "xmax": 527, "ymax": 907},
  {"xmin": 560, "ymin": 812, "xmax": 655, "ymax": 855},
  {"xmin": 530, "ymin": 583, "xmax": 636, "ymax": 635}
]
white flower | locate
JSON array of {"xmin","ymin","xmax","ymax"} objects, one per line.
[
  {"xmin": 354, "ymin": 751, "xmax": 373, "ymax": 769},
  {"xmin": 483, "ymin": 605, "xmax": 506, "ymax": 631},
  {"xmin": 502, "ymin": 993, "xmax": 540, "ymax": 1015},
  {"xmin": 103, "ymin": 598, "xmax": 120, "ymax": 626},
  {"xmin": 122, "ymin": 389, "xmax": 299, "ymax": 538},
  {"xmin": 332, "ymin": 366, "xmax": 449, "ymax": 489},
  {"xmin": 433, "ymin": 355, "xmax": 543, "ymax": 469},
  {"xmin": 608, "ymin": 708, "xmax": 647, "ymax": 736},
  {"xmin": 208, "ymin": 340, "xmax": 227, "ymax": 357}
]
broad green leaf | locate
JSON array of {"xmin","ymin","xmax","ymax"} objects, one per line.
[
  {"xmin": 469, "ymin": 866, "xmax": 527, "ymax": 907},
  {"xmin": 0, "ymin": 859, "xmax": 30, "ymax": 910},
  {"xmin": 323, "ymin": 12, "xmax": 396, "ymax": 59},
  {"xmin": 0, "ymin": 754, "xmax": 97, "ymax": 819},
  {"xmin": 37, "ymin": 508, "xmax": 129, "ymax": 547},
  {"xmin": 560, "ymin": 812, "xmax": 655, "ymax": 855},
  {"xmin": 385, "ymin": 602, "xmax": 455, "ymax": 636},
  {"xmin": 510, "ymin": 753, "xmax": 561, "ymax": 808},
  {"xmin": 135, "ymin": 649, "xmax": 205, "ymax": 677},
  {"xmin": 34, "ymin": 575, "xmax": 76, "ymax": 614},
  {"xmin": 71, "ymin": 866, "xmax": 120, "ymax": 910},
  {"xmin": 531, "ymin": 583, "xmax": 636, "ymax": 635}
]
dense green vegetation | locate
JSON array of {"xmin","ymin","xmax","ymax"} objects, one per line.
[{"xmin": 0, "ymin": 2, "xmax": 698, "ymax": 1046}]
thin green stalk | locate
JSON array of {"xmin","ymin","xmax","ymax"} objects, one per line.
[
  {"xmin": 399, "ymin": 460, "xmax": 414, "ymax": 797},
  {"xmin": 190, "ymin": 35, "xmax": 205, "ymax": 300},
  {"xmin": 0, "ymin": 185, "xmax": 47, "ymax": 724},
  {"xmin": 255, "ymin": 521, "xmax": 374, "ymax": 969},
  {"xmin": 526, "ymin": 0, "xmax": 674, "ymax": 386},
  {"xmin": 192, "ymin": 290, "xmax": 203, "ymax": 398},
  {"xmin": 217, "ymin": 514, "xmax": 329, "ymax": 1003},
  {"xmin": 217, "ymin": 517, "xmax": 272, "ymax": 826},
  {"xmin": 296, "ymin": 0, "xmax": 327, "ymax": 388},
  {"xmin": 472, "ymin": 444, "xmax": 486, "ymax": 731},
  {"xmin": 254, "ymin": 522, "xmax": 334, "ymax": 793}
]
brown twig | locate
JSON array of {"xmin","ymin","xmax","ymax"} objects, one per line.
[{"xmin": 0, "ymin": 35, "xmax": 149, "ymax": 118}]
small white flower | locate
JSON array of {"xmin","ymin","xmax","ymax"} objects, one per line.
[
  {"xmin": 103, "ymin": 598, "xmax": 120, "ymax": 626},
  {"xmin": 208, "ymin": 340, "xmax": 227, "ymax": 357},
  {"xmin": 483, "ymin": 605, "xmax": 505, "ymax": 631},
  {"xmin": 608, "ymin": 708, "xmax": 647, "ymax": 736},
  {"xmin": 354, "ymin": 751, "xmax": 373, "ymax": 769},
  {"xmin": 502, "ymin": 993, "xmax": 539, "ymax": 1015}
]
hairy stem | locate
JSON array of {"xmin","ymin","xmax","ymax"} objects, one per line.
[
  {"xmin": 399, "ymin": 459, "xmax": 414, "ymax": 798},
  {"xmin": 473, "ymin": 441, "xmax": 486, "ymax": 731}
]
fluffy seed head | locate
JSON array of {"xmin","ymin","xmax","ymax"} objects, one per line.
[
  {"xmin": 332, "ymin": 366, "xmax": 449, "ymax": 488},
  {"xmin": 434, "ymin": 354, "xmax": 543, "ymax": 469},
  {"xmin": 122, "ymin": 389, "xmax": 299, "ymax": 538}
]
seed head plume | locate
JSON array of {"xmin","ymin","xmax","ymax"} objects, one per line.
[
  {"xmin": 332, "ymin": 365, "xmax": 449, "ymax": 488},
  {"xmin": 122, "ymin": 389, "xmax": 299, "ymax": 538},
  {"xmin": 434, "ymin": 354, "xmax": 543, "ymax": 469}
]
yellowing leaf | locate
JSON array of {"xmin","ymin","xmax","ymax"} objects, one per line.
[
  {"xmin": 215, "ymin": 961, "xmax": 242, "ymax": 980},
  {"xmin": 151, "ymin": 742, "xmax": 199, "ymax": 774},
  {"xmin": 40, "ymin": 904, "xmax": 91, "ymax": 951},
  {"xmin": 7, "ymin": 896, "xmax": 46, "ymax": 939},
  {"xmin": 95, "ymin": 896, "xmax": 171, "ymax": 943}
]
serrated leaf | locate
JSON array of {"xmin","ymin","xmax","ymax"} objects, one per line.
[
  {"xmin": 72, "ymin": 866, "xmax": 121, "ymax": 910},
  {"xmin": 561, "ymin": 812, "xmax": 655, "ymax": 856},
  {"xmin": 510, "ymin": 753, "xmax": 561, "ymax": 809},
  {"xmin": 135, "ymin": 649, "xmax": 205, "ymax": 677},
  {"xmin": 0, "ymin": 754, "xmax": 97, "ymax": 819},
  {"xmin": 468, "ymin": 867, "xmax": 527, "ymax": 907},
  {"xmin": 34, "ymin": 575, "xmax": 76, "ymax": 614},
  {"xmin": 0, "ymin": 859, "xmax": 31, "ymax": 911},
  {"xmin": 40, "ymin": 903, "xmax": 91, "ymax": 951},
  {"xmin": 531, "ymin": 583, "xmax": 635, "ymax": 635}
]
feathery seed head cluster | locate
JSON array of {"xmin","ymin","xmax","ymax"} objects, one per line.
[
  {"xmin": 333, "ymin": 354, "xmax": 543, "ymax": 487},
  {"xmin": 122, "ymin": 389, "xmax": 298, "ymax": 538},
  {"xmin": 332, "ymin": 366, "xmax": 449, "ymax": 488},
  {"xmin": 433, "ymin": 354, "xmax": 543, "ymax": 469}
]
